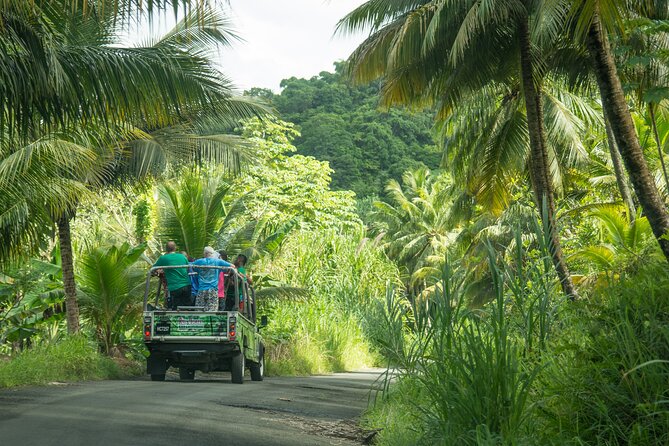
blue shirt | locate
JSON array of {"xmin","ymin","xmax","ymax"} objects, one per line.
[
  {"xmin": 189, "ymin": 266, "xmax": 199, "ymax": 295},
  {"xmin": 191, "ymin": 258, "xmax": 234, "ymax": 291}
]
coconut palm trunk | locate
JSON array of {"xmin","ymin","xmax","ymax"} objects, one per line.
[
  {"xmin": 586, "ymin": 9, "xmax": 669, "ymax": 262},
  {"xmin": 519, "ymin": 15, "xmax": 579, "ymax": 299},
  {"xmin": 604, "ymin": 115, "xmax": 636, "ymax": 221},
  {"xmin": 57, "ymin": 214, "xmax": 80, "ymax": 334}
]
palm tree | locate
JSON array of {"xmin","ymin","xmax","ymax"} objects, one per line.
[
  {"xmin": 442, "ymin": 80, "xmax": 598, "ymax": 214},
  {"xmin": 604, "ymin": 116, "xmax": 637, "ymax": 219},
  {"xmin": 23, "ymin": 0, "xmax": 202, "ymax": 12},
  {"xmin": 77, "ymin": 242, "xmax": 146, "ymax": 355},
  {"xmin": 158, "ymin": 169, "xmax": 234, "ymax": 257},
  {"xmin": 157, "ymin": 168, "xmax": 297, "ymax": 262},
  {"xmin": 371, "ymin": 168, "xmax": 459, "ymax": 291},
  {"xmin": 572, "ymin": 0, "xmax": 669, "ymax": 261},
  {"xmin": 0, "ymin": 1, "xmax": 247, "ymax": 140},
  {"xmin": 0, "ymin": 4, "xmax": 264, "ymax": 334},
  {"xmin": 0, "ymin": 128, "xmax": 115, "ymax": 333},
  {"xmin": 339, "ymin": 0, "xmax": 581, "ymax": 297},
  {"xmin": 614, "ymin": 12, "xmax": 669, "ymax": 195},
  {"xmin": 0, "ymin": 133, "xmax": 102, "ymax": 263}
]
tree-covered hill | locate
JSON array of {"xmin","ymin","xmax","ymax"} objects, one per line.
[{"xmin": 248, "ymin": 64, "xmax": 441, "ymax": 197}]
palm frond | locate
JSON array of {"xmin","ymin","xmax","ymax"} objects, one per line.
[{"xmin": 148, "ymin": 5, "xmax": 240, "ymax": 51}]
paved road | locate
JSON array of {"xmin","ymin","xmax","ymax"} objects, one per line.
[{"xmin": 0, "ymin": 369, "xmax": 383, "ymax": 446}]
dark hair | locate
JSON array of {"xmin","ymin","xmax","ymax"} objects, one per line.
[
  {"xmin": 237, "ymin": 254, "xmax": 248, "ymax": 266},
  {"xmin": 166, "ymin": 241, "xmax": 177, "ymax": 253},
  {"xmin": 218, "ymin": 250, "xmax": 228, "ymax": 261}
]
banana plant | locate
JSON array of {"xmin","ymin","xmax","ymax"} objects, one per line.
[{"xmin": 0, "ymin": 259, "xmax": 65, "ymax": 353}]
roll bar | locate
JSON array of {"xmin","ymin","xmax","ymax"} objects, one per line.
[{"xmin": 143, "ymin": 265, "xmax": 246, "ymax": 311}]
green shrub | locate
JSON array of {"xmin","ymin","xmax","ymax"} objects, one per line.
[
  {"xmin": 0, "ymin": 336, "xmax": 139, "ymax": 388},
  {"xmin": 366, "ymin": 224, "xmax": 669, "ymax": 445},
  {"xmin": 541, "ymin": 262, "xmax": 669, "ymax": 445},
  {"xmin": 77, "ymin": 242, "xmax": 146, "ymax": 355}
]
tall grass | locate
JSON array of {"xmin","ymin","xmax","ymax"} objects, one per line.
[
  {"xmin": 258, "ymin": 229, "xmax": 400, "ymax": 375},
  {"xmin": 369, "ymin": 246, "xmax": 554, "ymax": 445},
  {"xmin": 263, "ymin": 295, "xmax": 373, "ymax": 375},
  {"xmin": 0, "ymin": 336, "xmax": 139, "ymax": 388}
]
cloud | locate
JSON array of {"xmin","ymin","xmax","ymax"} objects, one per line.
[{"xmin": 221, "ymin": 0, "xmax": 367, "ymax": 92}]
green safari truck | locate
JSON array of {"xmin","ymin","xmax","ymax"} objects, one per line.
[{"xmin": 142, "ymin": 265, "xmax": 264, "ymax": 384}]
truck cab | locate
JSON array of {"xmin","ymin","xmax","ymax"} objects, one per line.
[{"xmin": 142, "ymin": 265, "xmax": 264, "ymax": 383}]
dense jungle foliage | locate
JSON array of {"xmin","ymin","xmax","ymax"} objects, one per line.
[
  {"xmin": 1, "ymin": 0, "xmax": 669, "ymax": 445},
  {"xmin": 247, "ymin": 64, "xmax": 442, "ymax": 197}
]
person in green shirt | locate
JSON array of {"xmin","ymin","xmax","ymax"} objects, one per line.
[
  {"xmin": 234, "ymin": 254, "xmax": 250, "ymax": 283},
  {"xmin": 153, "ymin": 241, "xmax": 191, "ymax": 309},
  {"xmin": 233, "ymin": 254, "xmax": 251, "ymax": 311}
]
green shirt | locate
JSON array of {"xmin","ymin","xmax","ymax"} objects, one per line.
[{"xmin": 154, "ymin": 253, "xmax": 190, "ymax": 291}]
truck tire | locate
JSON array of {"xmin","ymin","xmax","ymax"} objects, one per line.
[
  {"xmin": 231, "ymin": 351, "xmax": 245, "ymax": 384},
  {"xmin": 250, "ymin": 344, "xmax": 264, "ymax": 381},
  {"xmin": 150, "ymin": 374, "xmax": 166, "ymax": 382},
  {"xmin": 179, "ymin": 368, "xmax": 195, "ymax": 380}
]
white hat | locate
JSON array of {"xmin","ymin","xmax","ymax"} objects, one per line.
[{"xmin": 203, "ymin": 246, "xmax": 215, "ymax": 257}]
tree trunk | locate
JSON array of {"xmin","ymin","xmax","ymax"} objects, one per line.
[
  {"xmin": 648, "ymin": 104, "xmax": 669, "ymax": 195},
  {"xmin": 104, "ymin": 323, "xmax": 112, "ymax": 356},
  {"xmin": 604, "ymin": 114, "xmax": 636, "ymax": 221},
  {"xmin": 519, "ymin": 16, "xmax": 579, "ymax": 299},
  {"xmin": 57, "ymin": 214, "xmax": 80, "ymax": 334},
  {"xmin": 586, "ymin": 9, "xmax": 669, "ymax": 262}
]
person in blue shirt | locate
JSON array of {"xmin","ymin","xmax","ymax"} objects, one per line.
[
  {"xmin": 182, "ymin": 252, "xmax": 199, "ymax": 304},
  {"xmin": 192, "ymin": 246, "xmax": 235, "ymax": 311}
]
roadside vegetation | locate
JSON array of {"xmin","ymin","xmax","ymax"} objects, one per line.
[
  {"xmin": 1, "ymin": 1, "xmax": 669, "ymax": 445},
  {"xmin": 337, "ymin": 1, "xmax": 669, "ymax": 444},
  {"xmin": 0, "ymin": 337, "xmax": 140, "ymax": 388},
  {"xmin": 362, "ymin": 248, "xmax": 669, "ymax": 445},
  {"xmin": 257, "ymin": 230, "xmax": 400, "ymax": 375}
]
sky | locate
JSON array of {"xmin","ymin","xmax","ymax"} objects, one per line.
[{"xmin": 219, "ymin": 0, "xmax": 368, "ymax": 92}]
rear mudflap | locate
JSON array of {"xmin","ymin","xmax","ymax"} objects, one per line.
[{"xmin": 147, "ymin": 353, "xmax": 168, "ymax": 375}]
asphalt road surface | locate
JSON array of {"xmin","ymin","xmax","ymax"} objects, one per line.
[{"xmin": 0, "ymin": 369, "xmax": 383, "ymax": 446}]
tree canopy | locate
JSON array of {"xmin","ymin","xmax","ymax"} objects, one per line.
[{"xmin": 249, "ymin": 64, "xmax": 441, "ymax": 198}]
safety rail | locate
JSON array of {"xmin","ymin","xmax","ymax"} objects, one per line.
[{"xmin": 143, "ymin": 265, "xmax": 255, "ymax": 321}]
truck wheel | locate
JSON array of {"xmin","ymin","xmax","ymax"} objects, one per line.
[
  {"xmin": 150, "ymin": 374, "xmax": 166, "ymax": 382},
  {"xmin": 231, "ymin": 351, "xmax": 245, "ymax": 384},
  {"xmin": 250, "ymin": 344, "xmax": 264, "ymax": 381},
  {"xmin": 179, "ymin": 368, "xmax": 195, "ymax": 380}
]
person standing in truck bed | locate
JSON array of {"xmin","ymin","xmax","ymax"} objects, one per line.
[
  {"xmin": 183, "ymin": 252, "xmax": 198, "ymax": 305},
  {"xmin": 153, "ymin": 241, "xmax": 191, "ymax": 310},
  {"xmin": 192, "ymin": 246, "xmax": 235, "ymax": 311},
  {"xmin": 234, "ymin": 254, "xmax": 251, "ymax": 312},
  {"xmin": 217, "ymin": 250, "xmax": 229, "ymax": 311}
]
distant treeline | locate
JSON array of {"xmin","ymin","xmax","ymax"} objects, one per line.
[{"xmin": 246, "ymin": 63, "xmax": 441, "ymax": 198}]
